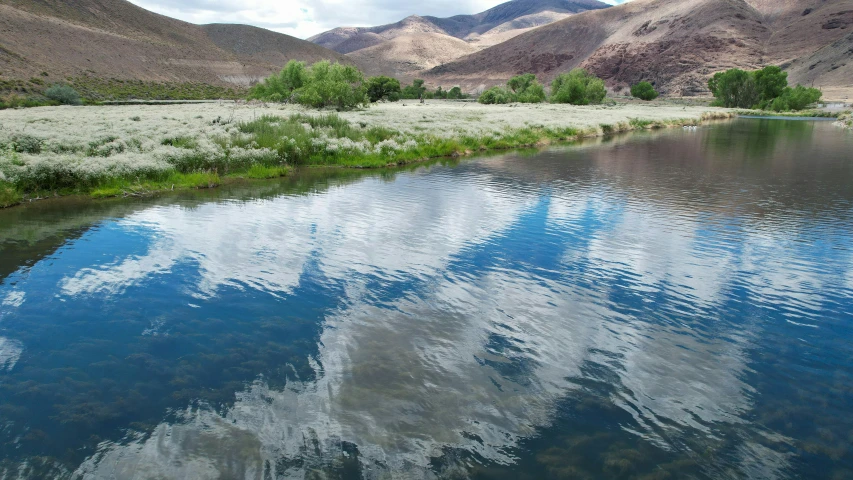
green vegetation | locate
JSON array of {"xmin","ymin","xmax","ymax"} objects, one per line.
[
  {"xmin": 768, "ymin": 85, "xmax": 824, "ymax": 112},
  {"xmin": 837, "ymin": 112, "xmax": 852, "ymax": 129},
  {"xmin": 248, "ymin": 60, "xmax": 309, "ymax": 102},
  {"xmin": 0, "ymin": 180, "xmax": 21, "ymax": 207},
  {"xmin": 249, "ymin": 60, "xmax": 368, "ymax": 110},
  {"xmin": 44, "ymin": 84, "xmax": 82, "ymax": 105},
  {"xmin": 478, "ymin": 73, "xmax": 546, "ymax": 104},
  {"xmin": 508, "ymin": 73, "xmax": 547, "ymax": 103},
  {"xmin": 478, "ymin": 86, "xmax": 516, "ymax": 105},
  {"xmin": 551, "ymin": 69, "xmax": 607, "ymax": 105},
  {"xmin": 401, "ymin": 79, "xmax": 427, "ymax": 100},
  {"xmin": 447, "ymin": 86, "xmax": 463, "ymax": 99},
  {"xmin": 365, "ymin": 76, "xmax": 402, "ymax": 102},
  {"xmin": 708, "ymin": 66, "xmax": 822, "ymax": 111},
  {"xmin": 630, "ymin": 81, "xmax": 659, "ymax": 101},
  {"xmin": 0, "ymin": 92, "xmax": 55, "ymax": 110}
]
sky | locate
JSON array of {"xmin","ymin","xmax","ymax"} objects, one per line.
[{"xmin": 128, "ymin": 0, "xmax": 631, "ymax": 39}]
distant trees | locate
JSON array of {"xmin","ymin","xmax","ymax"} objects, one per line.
[
  {"xmin": 630, "ymin": 81, "xmax": 659, "ymax": 101},
  {"xmin": 447, "ymin": 86, "xmax": 463, "ymax": 99},
  {"xmin": 478, "ymin": 73, "xmax": 547, "ymax": 104},
  {"xmin": 708, "ymin": 66, "xmax": 821, "ymax": 111},
  {"xmin": 550, "ymin": 69, "xmax": 607, "ymax": 105},
  {"xmin": 478, "ymin": 86, "xmax": 516, "ymax": 104},
  {"xmin": 401, "ymin": 79, "xmax": 427, "ymax": 99},
  {"xmin": 249, "ymin": 60, "xmax": 368, "ymax": 110},
  {"xmin": 365, "ymin": 76, "xmax": 401, "ymax": 102}
]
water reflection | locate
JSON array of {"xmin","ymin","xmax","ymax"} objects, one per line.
[{"xmin": 0, "ymin": 119, "xmax": 852, "ymax": 479}]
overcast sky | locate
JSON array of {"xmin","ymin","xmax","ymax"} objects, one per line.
[{"xmin": 128, "ymin": 0, "xmax": 631, "ymax": 39}]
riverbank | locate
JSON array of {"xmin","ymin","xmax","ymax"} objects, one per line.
[
  {"xmin": 835, "ymin": 112, "xmax": 852, "ymax": 130},
  {"xmin": 0, "ymin": 101, "xmax": 734, "ymax": 207}
]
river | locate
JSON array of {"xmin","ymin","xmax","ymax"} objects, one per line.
[{"xmin": 0, "ymin": 118, "xmax": 851, "ymax": 479}]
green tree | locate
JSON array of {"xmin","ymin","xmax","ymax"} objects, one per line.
[
  {"xmin": 770, "ymin": 85, "xmax": 822, "ymax": 111},
  {"xmin": 447, "ymin": 86, "xmax": 463, "ymax": 99},
  {"xmin": 708, "ymin": 68, "xmax": 759, "ymax": 108},
  {"xmin": 507, "ymin": 73, "xmax": 536, "ymax": 94},
  {"xmin": 630, "ymin": 81, "xmax": 659, "ymax": 101},
  {"xmin": 402, "ymin": 79, "xmax": 427, "ymax": 99},
  {"xmin": 507, "ymin": 73, "xmax": 546, "ymax": 103},
  {"xmin": 478, "ymin": 86, "xmax": 516, "ymax": 104},
  {"xmin": 365, "ymin": 76, "xmax": 401, "ymax": 102},
  {"xmin": 249, "ymin": 60, "xmax": 367, "ymax": 110},
  {"xmin": 753, "ymin": 66, "xmax": 788, "ymax": 108},
  {"xmin": 297, "ymin": 61, "xmax": 368, "ymax": 110},
  {"xmin": 708, "ymin": 65, "xmax": 818, "ymax": 110},
  {"xmin": 248, "ymin": 60, "xmax": 308, "ymax": 102},
  {"xmin": 550, "ymin": 69, "xmax": 607, "ymax": 105}
]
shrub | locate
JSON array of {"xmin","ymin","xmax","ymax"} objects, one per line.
[
  {"xmin": 753, "ymin": 66, "xmax": 788, "ymax": 107},
  {"xmin": 550, "ymin": 69, "xmax": 607, "ymax": 105},
  {"xmin": 630, "ymin": 81, "xmax": 659, "ymax": 101},
  {"xmin": 401, "ymin": 79, "xmax": 427, "ymax": 99},
  {"xmin": 12, "ymin": 134, "xmax": 43, "ymax": 154},
  {"xmin": 709, "ymin": 66, "xmax": 821, "ymax": 110},
  {"xmin": 44, "ymin": 84, "xmax": 82, "ymax": 105},
  {"xmin": 249, "ymin": 60, "xmax": 367, "ymax": 110},
  {"xmin": 770, "ymin": 85, "xmax": 823, "ymax": 111},
  {"xmin": 447, "ymin": 86, "xmax": 463, "ymax": 99},
  {"xmin": 365, "ymin": 76, "xmax": 401, "ymax": 102},
  {"xmin": 248, "ymin": 60, "xmax": 308, "ymax": 102},
  {"xmin": 508, "ymin": 73, "xmax": 546, "ymax": 103},
  {"xmin": 478, "ymin": 86, "xmax": 516, "ymax": 104}
]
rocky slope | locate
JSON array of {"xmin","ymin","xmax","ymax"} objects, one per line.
[
  {"xmin": 309, "ymin": 0, "xmax": 609, "ymax": 77},
  {"xmin": 0, "ymin": 0, "xmax": 352, "ymax": 89},
  {"xmin": 426, "ymin": 0, "xmax": 853, "ymax": 99}
]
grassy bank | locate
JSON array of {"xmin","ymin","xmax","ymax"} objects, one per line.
[
  {"xmin": 0, "ymin": 102, "xmax": 734, "ymax": 208},
  {"xmin": 734, "ymin": 109, "xmax": 842, "ymax": 118},
  {"xmin": 835, "ymin": 112, "xmax": 852, "ymax": 130}
]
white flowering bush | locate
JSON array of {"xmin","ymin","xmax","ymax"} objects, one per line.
[{"xmin": 0, "ymin": 101, "xmax": 725, "ymax": 198}]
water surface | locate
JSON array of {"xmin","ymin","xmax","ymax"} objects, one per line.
[{"xmin": 0, "ymin": 119, "xmax": 852, "ymax": 479}]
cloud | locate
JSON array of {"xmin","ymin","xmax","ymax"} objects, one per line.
[{"xmin": 127, "ymin": 0, "xmax": 632, "ymax": 40}]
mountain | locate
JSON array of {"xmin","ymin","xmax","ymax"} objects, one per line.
[
  {"xmin": 425, "ymin": 0, "xmax": 853, "ymax": 98},
  {"xmin": 0, "ymin": 0, "xmax": 352, "ymax": 89},
  {"xmin": 309, "ymin": 0, "xmax": 609, "ymax": 77},
  {"xmin": 348, "ymin": 33, "xmax": 480, "ymax": 78}
]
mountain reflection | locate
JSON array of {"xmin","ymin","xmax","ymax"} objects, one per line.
[{"xmin": 0, "ymin": 119, "xmax": 851, "ymax": 479}]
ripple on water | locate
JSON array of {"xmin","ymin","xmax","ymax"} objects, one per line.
[{"xmin": 0, "ymin": 119, "xmax": 851, "ymax": 479}]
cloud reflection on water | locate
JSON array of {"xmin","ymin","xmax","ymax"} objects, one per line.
[{"xmin": 61, "ymin": 151, "xmax": 839, "ymax": 478}]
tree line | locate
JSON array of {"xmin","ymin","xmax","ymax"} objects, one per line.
[{"xmin": 248, "ymin": 60, "xmax": 821, "ymax": 112}]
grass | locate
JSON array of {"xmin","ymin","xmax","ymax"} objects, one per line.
[
  {"xmin": 734, "ymin": 109, "xmax": 841, "ymax": 118},
  {"xmin": 89, "ymin": 172, "xmax": 221, "ymax": 198},
  {"xmin": 243, "ymin": 164, "xmax": 291, "ymax": 179},
  {"xmin": 0, "ymin": 180, "xmax": 21, "ymax": 207},
  {"xmin": 0, "ymin": 103, "xmax": 737, "ymax": 207}
]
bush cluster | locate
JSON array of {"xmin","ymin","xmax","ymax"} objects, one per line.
[
  {"xmin": 249, "ymin": 60, "xmax": 368, "ymax": 110},
  {"xmin": 630, "ymin": 82, "xmax": 659, "ymax": 101},
  {"xmin": 365, "ymin": 76, "xmax": 401, "ymax": 102},
  {"xmin": 708, "ymin": 66, "xmax": 821, "ymax": 111},
  {"xmin": 44, "ymin": 84, "xmax": 82, "ymax": 105},
  {"xmin": 478, "ymin": 73, "xmax": 547, "ymax": 104},
  {"xmin": 550, "ymin": 69, "xmax": 607, "ymax": 105}
]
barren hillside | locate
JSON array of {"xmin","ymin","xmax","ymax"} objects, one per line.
[
  {"xmin": 0, "ymin": 0, "xmax": 352, "ymax": 89},
  {"xmin": 426, "ymin": 0, "xmax": 852, "ymax": 98},
  {"xmin": 348, "ymin": 33, "xmax": 480, "ymax": 79}
]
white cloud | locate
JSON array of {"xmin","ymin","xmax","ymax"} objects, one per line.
[{"xmin": 126, "ymin": 0, "xmax": 631, "ymax": 39}]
